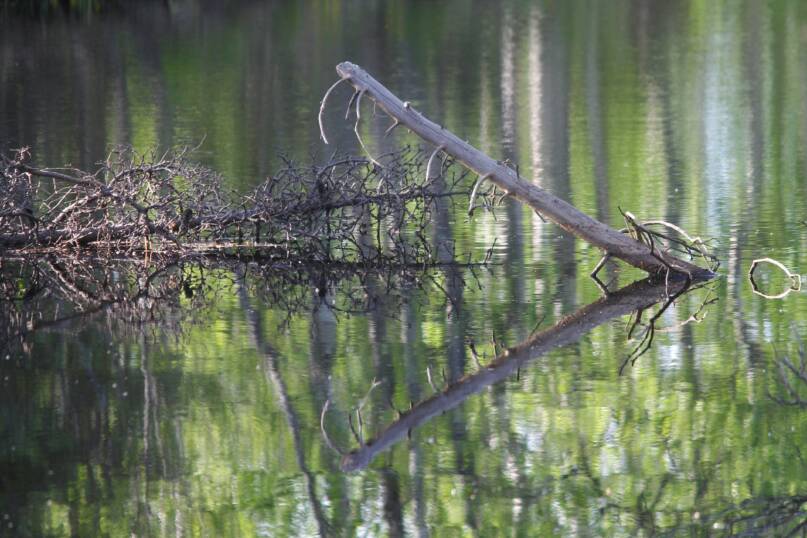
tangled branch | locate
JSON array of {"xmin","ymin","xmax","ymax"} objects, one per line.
[{"xmin": 1, "ymin": 146, "xmax": 472, "ymax": 266}]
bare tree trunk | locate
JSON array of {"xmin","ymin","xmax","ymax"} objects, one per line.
[{"xmin": 332, "ymin": 62, "xmax": 713, "ymax": 279}]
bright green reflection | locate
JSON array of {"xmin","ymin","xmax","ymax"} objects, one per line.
[{"xmin": 2, "ymin": 0, "xmax": 807, "ymax": 536}]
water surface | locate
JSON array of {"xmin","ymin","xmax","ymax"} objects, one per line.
[{"xmin": 2, "ymin": 1, "xmax": 807, "ymax": 536}]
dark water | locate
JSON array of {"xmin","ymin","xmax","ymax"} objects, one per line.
[{"xmin": 2, "ymin": 1, "xmax": 807, "ymax": 536}]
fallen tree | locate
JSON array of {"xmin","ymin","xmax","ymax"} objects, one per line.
[
  {"xmin": 3, "ymin": 64, "xmax": 717, "ymax": 284},
  {"xmin": 321, "ymin": 62, "xmax": 717, "ymax": 281}
]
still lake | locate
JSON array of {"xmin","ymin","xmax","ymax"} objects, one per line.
[{"xmin": 2, "ymin": 1, "xmax": 807, "ymax": 536}]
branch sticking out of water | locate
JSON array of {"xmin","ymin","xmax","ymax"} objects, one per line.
[
  {"xmin": 749, "ymin": 257, "xmax": 801, "ymax": 300},
  {"xmin": 1, "ymin": 146, "xmax": 475, "ymax": 268},
  {"xmin": 324, "ymin": 62, "xmax": 717, "ymax": 279}
]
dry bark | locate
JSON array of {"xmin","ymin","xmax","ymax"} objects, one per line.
[{"xmin": 330, "ymin": 62, "xmax": 714, "ymax": 279}]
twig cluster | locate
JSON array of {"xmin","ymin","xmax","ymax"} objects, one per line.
[
  {"xmin": 587, "ymin": 208, "xmax": 720, "ymax": 375},
  {"xmin": 0, "ymin": 145, "xmax": 471, "ymax": 265}
]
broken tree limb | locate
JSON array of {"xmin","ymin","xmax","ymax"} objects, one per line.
[{"xmin": 330, "ymin": 62, "xmax": 715, "ymax": 279}]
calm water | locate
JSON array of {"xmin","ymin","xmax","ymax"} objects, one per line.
[{"xmin": 2, "ymin": 1, "xmax": 807, "ymax": 536}]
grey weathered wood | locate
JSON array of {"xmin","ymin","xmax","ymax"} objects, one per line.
[{"xmin": 334, "ymin": 61, "xmax": 713, "ymax": 279}]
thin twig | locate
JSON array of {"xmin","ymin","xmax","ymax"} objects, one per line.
[{"xmin": 318, "ymin": 78, "xmax": 347, "ymax": 144}]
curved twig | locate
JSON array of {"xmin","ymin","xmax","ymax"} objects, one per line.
[
  {"xmin": 425, "ymin": 145, "xmax": 445, "ymax": 181},
  {"xmin": 318, "ymin": 78, "xmax": 347, "ymax": 144},
  {"xmin": 353, "ymin": 90, "xmax": 383, "ymax": 168},
  {"xmin": 467, "ymin": 173, "xmax": 491, "ymax": 216},
  {"xmin": 320, "ymin": 399, "xmax": 346, "ymax": 455}
]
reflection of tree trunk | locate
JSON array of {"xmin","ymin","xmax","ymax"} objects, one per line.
[
  {"xmin": 527, "ymin": 6, "xmax": 546, "ymax": 280},
  {"xmin": 137, "ymin": 335, "xmax": 158, "ymax": 535},
  {"xmin": 235, "ymin": 274, "xmax": 330, "ymax": 536},
  {"xmin": 109, "ymin": 38, "xmax": 133, "ymax": 149},
  {"xmin": 430, "ymin": 172, "xmax": 466, "ymax": 383},
  {"xmin": 585, "ymin": 3, "xmax": 610, "ymax": 227},
  {"xmin": 431, "ymin": 160, "xmax": 476, "ymax": 534},
  {"xmin": 307, "ymin": 279, "xmax": 351, "ymax": 530},
  {"xmin": 365, "ymin": 274, "xmax": 405, "ymax": 536},
  {"xmin": 402, "ymin": 301, "xmax": 429, "ymax": 538},
  {"xmin": 541, "ymin": 8, "xmax": 576, "ymax": 310},
  {"xmin": 69, "ymin": 493, "xmax": 80, "ymax": 538},
  {"xmin": 728, "ymin": 2, "xmax": 765, "ymax": 367},
  {"xmin": 500, "ymin": 7, "xmax": 526, "ymax": 330},
  {"xmin": 71, "ymin": 38, "xmax": 104, "ymax": 169},
  {"xmin": 382, "ymin": 468, "xmax": 405, "ymax": 538},
  {"xmin": 309, "ymin": 282, "xmax": 337, "ymax": 417},
  {"xmin": 342, "ymin": 276, "xmax": 702, "ymax": 471}
]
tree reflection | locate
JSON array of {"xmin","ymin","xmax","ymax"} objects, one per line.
[{"xmin": 338, "ymin": 275, "xmax": 711, "ymax": 473}]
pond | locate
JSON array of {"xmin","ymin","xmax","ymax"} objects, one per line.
[{"xmin": 2, "ymin": 1, "xmax": 807, "ymax": 536}]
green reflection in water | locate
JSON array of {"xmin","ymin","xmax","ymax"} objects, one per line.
[{"xmin": 2, "ymin": 0, "xmax": 807, "ymax": 536}]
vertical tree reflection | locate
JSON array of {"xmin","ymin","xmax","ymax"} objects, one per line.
[{"xmin": 235, "ymin": 273, "xmax": 330, "ymax": 536}]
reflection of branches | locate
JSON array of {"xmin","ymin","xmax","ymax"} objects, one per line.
[
  {"xmin": 0, "ymin": 254, "xmax": 481, "ymax": 358},
  {"xmin": 695, "ymin": 495, "xmax": 807, "ymax": 537},
  {"xmin": 651, "ymin": 284, "xmax": 718, "ymax": 333},
  {"xmin": 619, "ymin": 281, "xmax": 717, "ymax": 374},
  {"xmin": 769, "ymin": 330, "xmax": 807, "ymax": 408},
  {"xmin": 335, "ymin": 276, "xmax": 709, "ymax": 472},
  {"xmin": 0, "ymin": 255, "xmax": 207, "ymax": 357},
  {"xmin": 235, "ymin": 270, "xmax": 332, "ymax": 537}
]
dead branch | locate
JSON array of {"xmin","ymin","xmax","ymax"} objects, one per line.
[
  {"xmin": 325, "ymin": 62, "xmax": 716, "ymax": 280},
  {"xmin": 1, "ymin": 146, "xmax": 473, "ymax": 267},
  {"xmin": 749, "ymin": 257, "xmax": 802, "ymax": 299}
]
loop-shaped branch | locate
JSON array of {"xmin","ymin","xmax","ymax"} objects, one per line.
[{"xmin": 749, "ymin": 258, "xmax": 802, "ymax": 300}]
